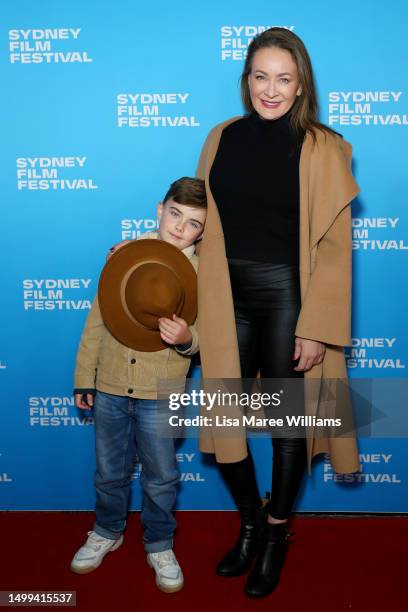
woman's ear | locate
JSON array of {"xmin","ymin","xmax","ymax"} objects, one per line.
[{"xmin": 157, "ymin": 202, "xmax": 163, "ymax": 219}]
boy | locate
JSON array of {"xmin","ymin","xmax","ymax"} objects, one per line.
[{"xmin": 71, "ymin": 177, "xmax": 206, "ymax": 593}]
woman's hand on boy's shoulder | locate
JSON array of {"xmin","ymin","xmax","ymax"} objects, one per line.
[{"xmin": 158, "ymin": 314, "xmax": 192, "ymax": 346}]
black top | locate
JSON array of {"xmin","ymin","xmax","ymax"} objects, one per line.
[{"xmin": 209, "ymin": 111, "xmax": 304, "ymax": 264}]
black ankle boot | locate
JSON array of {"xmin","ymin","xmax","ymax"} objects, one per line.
[
  {"xmin": 244, "ymin": 522, "xmax": 289, "ymax": 598},
  {"xmin": 216, "ymin": 454, "xmax": 263, "ymax": 577},
  {"xmin": 216, "ymin": 503, "xmax": 266, "ymax": 577}
]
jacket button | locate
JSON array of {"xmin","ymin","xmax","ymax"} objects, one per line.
[
  {"xmin": 128, "ymin": 388, "xmax": 133, "ymax": 394},
  {"xmin": 130, "ymin": 358, "xmax": 136, "ymax": 364}
]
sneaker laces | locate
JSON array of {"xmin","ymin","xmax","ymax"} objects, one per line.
[
  {"xmin": 83, "ymin": 531, "xmax": 109, "ymax": 552},
  {"xmin": 152, "ymin": 550, "xmax": 176, "ymax": 569},
  {"xmin": 150, "ymin": 550, "xmax": 181, "ymax": 579}
]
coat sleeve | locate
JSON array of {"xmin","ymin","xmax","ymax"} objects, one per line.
[
  {"xmin": 74, "ymin": 297, "xmax": 104, "ymax": 389},
  {"xmin": 295, "ymin": 133, "xmax": 359, "ymax": 347},
  {"xmin": 295, "ymin": 197, "xmax": 352, "ymax": 346}
]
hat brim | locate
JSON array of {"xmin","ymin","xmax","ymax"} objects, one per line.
[{"xmin": 98, "ymin": 239, "xmax": 197, "ymax": 351}]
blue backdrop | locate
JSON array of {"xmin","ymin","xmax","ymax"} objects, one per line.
[{"xmin": 1, "ymin": 0, "xmax": 407, "ymax": 511}]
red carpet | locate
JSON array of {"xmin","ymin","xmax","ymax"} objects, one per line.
[{"xmin": 0, "ymin": 512, "xmax": 405, "ymax": 612}]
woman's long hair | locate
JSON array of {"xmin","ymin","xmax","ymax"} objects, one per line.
[{"xmin": 240, "ymin": 28, "xmax": 335, "ymax": 140}]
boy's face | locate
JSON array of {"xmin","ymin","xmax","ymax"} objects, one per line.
[{"xmin": 157, "ymin": 199, "xmax": 206, "ymax": 250}]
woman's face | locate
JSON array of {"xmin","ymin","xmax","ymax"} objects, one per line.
[{"xmin": 248, "ymin": 46, "xmax": 302, "ymax": 120}]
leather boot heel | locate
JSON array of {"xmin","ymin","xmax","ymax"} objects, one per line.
[{"xmin": 244, "ymin": 523, "xmax": 290, "ymax": 598}]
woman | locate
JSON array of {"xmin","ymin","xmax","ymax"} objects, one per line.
[{"xmin": 196, "ymin": 28, "xmax": 360, "ymax": 598}]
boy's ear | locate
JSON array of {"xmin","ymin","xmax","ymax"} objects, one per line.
[{"xmin": 157, "ymin": 202, "xmax": 164, "ymax": 219}]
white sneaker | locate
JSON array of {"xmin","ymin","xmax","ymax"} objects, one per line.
[
  {"xmin": 146, "ymin": 549, "xmax": 184, "ymax": 593},
  {"xmin": 70, "ymin": 530, "xmax": 123, "ymax": 574}
]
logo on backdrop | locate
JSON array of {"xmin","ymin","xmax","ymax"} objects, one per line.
[
  {"xmin": 29, "ymin": 397, "xmax": 94, "ymax": 426},
  {"xmin": 121, "ymin": 218, "xmax": 158, "ymax": 240},
  {"xmin": 220, "ymin": 25, "xmax": 295, "ymax": 61},
  {"xmin": 132, "ymin": 452, "xmax": 205, "ymax": 482},
  {"xmin": 346, "ymin": 338, "xmax": 405, "ymax": 370},
  {"xmin": 0, "ymin": 453, "xmax": 13, "ymax": 484},
  {"xmin": 116, "ymin": 93, "xmax": 200, "ymax": 128},
  {"xmin": 22, "ymin": 279, "xmax": 92, "ymax": 311},
  {"xmin": 352, "ymin": 217, "xmax": 407, "ymax": 251},
  {"xmin": 8, "ymin": 28, "xmax": 93, "ymax": 64},
  {"xmin": 328, "ymin": 91, "xmax": 408, "ymax": 126},
  {"xmin": 16, "ymin": 157, "xmax": 98, "ymax": 191},
  {"xmin": 0, "ymin": 361, "xmax": 6, "ymax": 370},
  {"xmin": 323, "ymin": 453, "xmax": 401, "ymax": 483}
]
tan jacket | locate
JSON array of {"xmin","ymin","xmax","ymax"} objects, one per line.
[
  {"xmin": 196, "ymin": 117, "xmax": 361, "ymax": 474},
  {"xmin": 74, "ymin": 233, "xmax": 199, "ymax": 399}
]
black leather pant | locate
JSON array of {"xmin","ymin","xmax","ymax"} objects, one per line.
[{"xmin": 223, "ymin": 260, "xmax": 307, "ymax": 520}]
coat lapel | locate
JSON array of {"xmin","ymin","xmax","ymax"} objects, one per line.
[{"xmin": 197, "ymin": 118, "xmax": 242, "ymax": 380}]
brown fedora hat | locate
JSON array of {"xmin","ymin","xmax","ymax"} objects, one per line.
[{"xmin": 98, "ymin": 239, "xmax": 197, "ymax": 351}]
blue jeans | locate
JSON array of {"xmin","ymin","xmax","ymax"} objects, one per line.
[{"xmin": 92, "ymin": 391, "xmax": 179, "ymax": 553}]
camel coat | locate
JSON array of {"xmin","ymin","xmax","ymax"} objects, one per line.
[{"xmin": 196, "ymin": 117, "xmax": 361, "ymax": 474}]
